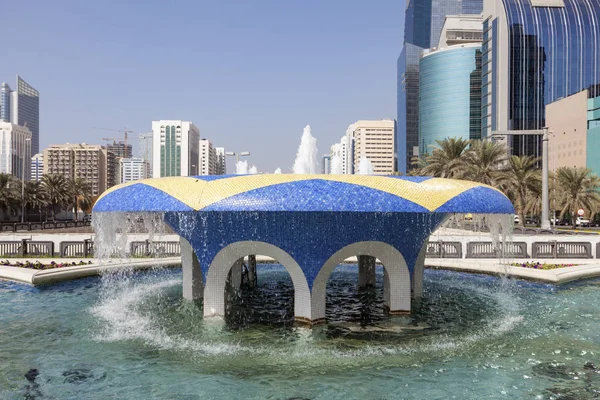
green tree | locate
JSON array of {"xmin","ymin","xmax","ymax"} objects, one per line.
[
  {"xmin": 41, "ymin": 174, "xmax": 71, "ymax": 220},
  {"xmin": 460, "ymin": 140, "xmax": 508, "ymax": 187},
  {"xmin": 503, "ymin": 155, "xmax": 541, "ymax": 226},
  {"xmin": 70, "ymin": 178, "xmax": 93, "ymax": 221},
  {"xmin": 420, "ymin": 138, "xmax": 470, "ymax": 178},
  {"xmin": 0, "ymin": 174, "xmax": 18, "ymax": 221},
  {"xmin": 555, "ymin": 167, "xmax": 600, "ymax": 228}
]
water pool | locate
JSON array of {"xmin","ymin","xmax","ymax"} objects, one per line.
[{"xmin": 2, "ymin": 265, "xmax": 600, "ymax": 399}]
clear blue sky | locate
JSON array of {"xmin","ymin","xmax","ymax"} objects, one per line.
[{"xmin": 1, "ymin": 0, "xmax": 404, "ymax": 173}]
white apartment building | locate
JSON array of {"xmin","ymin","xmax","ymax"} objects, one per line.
[
  {"xmin": 352, "ymin": 120, "xmax": 396, "ymax": 175},
  {"xmin": 0, "ymin": 121, "xmax": 32, "ymax": 180},
  {"xmin": 152, "ymin": 120, "xmax": 200, "ymax": 177},
  {"xmin": 215, "ymin": 147, "xmax": 226, "ymax": 175},
  {"xmin": 120, "ymin": 157, "xmax": 150, "ymax": 183},
  {"xmin": 199, "ymin": 139, "xmax": 218, "ymax": 175},
  {"xmin": 31, "ymin": 153, "xmax": 43, "ymax": 181}
]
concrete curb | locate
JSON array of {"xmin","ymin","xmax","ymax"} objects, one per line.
[
  {"xmin": 425, "ymin": 258, "xmax": 600, "ymax": 284},
  {"xmin": 0, "ymin": 257, "xmax": 182, "ymax": 286}
]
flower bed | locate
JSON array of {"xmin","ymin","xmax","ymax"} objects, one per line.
[
  {"xmin": 0, "ymin": 260, "xmax": 93, "ymax": 270},
  {"xmin": 510, "ymin": 261, "xmax": 577, "ymax": 270}
]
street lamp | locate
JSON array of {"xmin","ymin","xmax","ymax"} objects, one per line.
[
  {"xmin": 491, "ymin": 128, "xmax": 551, "ymax": 229},
  {"xmin": 225, "ymin": 151, "xmax": 250, "ymax": 173},
  {"xmin": 21, "ymin": 137, "xmax": 31, "ymax": 223}
]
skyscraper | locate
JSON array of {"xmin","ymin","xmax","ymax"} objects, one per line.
[
  {"xmin": 151, "ymin": 120, "xmax": 200, "ymax": 177},
  {"xmin": 481, "ymin": 0, "xmax": 600, "ymax": 157},
  {"xmin": 0, "ymin": 76, "xmax": 40, "ymax": 155},
  {"xmin": 397, "ymin": 0, "xmax": 483, "ymax": 172}
]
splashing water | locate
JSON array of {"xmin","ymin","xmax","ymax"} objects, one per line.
[
  {"xmin": 248, "ymin": 165, "xmax": 258, "ymax": 174},
  {"xmin": 330, "ymin": 155, "xmax": 342, "ymax": 174},
  {"xmin": 292, "ymin": 125, "xmax": 318, "ymax": 174},
  {"xmin": 274, "ymin": 167, "xmax": 282, "ymax": 174},
  {"xmin": 358, "ymin": 156, "xmax": 374, "ymax": 175},
  {"xmin": 236, "ymin": 160, "xmax": 248, "ymax": 174}
]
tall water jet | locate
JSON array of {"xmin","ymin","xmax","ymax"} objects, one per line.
[
  {"xmin": 249, "ymin": 165, "xmax": 258, "ymax": 174},
  {"xmin": 358, "ymin": 156, "xmax": 374, "ymax": 175},
  {"xmin": 274, "ymin": 167, "xmax": 282, "ymax": 174},
  {"xmin": 236, "ymin": 160, "xmax": 248, "ymax": 174},
  {"xmin": 292, "ymin": 125, "xmax": 318, "ymax": 174},
  {"xmin": 330, "ymin": 155, "xmax": 342, "ymax": 174}
]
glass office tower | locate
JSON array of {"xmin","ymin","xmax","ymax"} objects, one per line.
[
  {"xmin": 398, "ymin": 0, "xmax": 483, "ymax": 172},
  {"xmin": 482, "ymin": 0, "xmax": 600, "ymax": 157},
  {"xmin": 16, "ymin": 76, "xmax": 40, "ymax": 156}
]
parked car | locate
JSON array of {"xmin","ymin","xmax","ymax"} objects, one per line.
[
  {"xmin": 83, "ymin": 214, "xmax": 92, "ymax": 222},
  {"xmin": 514, "ymin": 215, "xmax": 520, "ymax": 224},
  {"xmin": 576, "ymin": 216, "xmax": 590, "ymax": 227}
]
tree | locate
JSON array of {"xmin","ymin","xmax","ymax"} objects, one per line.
[
  {"xmin": 555, "ymin": 167, "xmax": 600, "ymax": 228},
  {"xmin": 460, "ymin": 140, "xmax": 508, "ymax": 187},
  {"xmin": 41, "ymin": 174, "xmax": 71, "ymax": 220},
  {"xmin": 0, "ymin": 174, "xmax": 18, "ymax": 221},
  {"xmin": 503, "ymin": 155, "xmax": 541, "ymax": 226},
  {"xmin": 69, "ymin": 178, "xmax": 92, "ymax": 221},
  {"xmin": 420, "ymin": 138, "xmax": 470, "ymax": 178}
]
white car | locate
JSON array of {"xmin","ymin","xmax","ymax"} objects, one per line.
[
  {"xmin": 514, "ymin": 215, "xmax": 520, "ymax": 224},
  {"xmin": 576, "ymin": 216, "xmax": 590, "ymax": 227}
]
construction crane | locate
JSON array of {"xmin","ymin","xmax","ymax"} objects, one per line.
[{"xmin": 93, "ymin": 127, "xmax": 134, "ymax": 158}]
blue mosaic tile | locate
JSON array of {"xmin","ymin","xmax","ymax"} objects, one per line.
[
  {"xmin": 434, "ymin": 186, "xmax": 515, "ymax": 214},
  {"xmin": 93, "ymin": 184, "xmax": 194, "ymax": 212},
  {"xmin": 202, "ymin": 179, "xmax": 429, "ymax": 212},
  {"xmin": 190, "ymin": 175, "xmax": 240, "ymax": 181},
  {"xmin": 385, "ymin": 176, "xmax": 433, "ymax": 183}
]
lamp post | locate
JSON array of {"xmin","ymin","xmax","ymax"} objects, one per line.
[
  {"xmin": 491, "ymin": 128, "xmax": 551, "ymax": 229},
  {"xmin": 225, "ymin": 151, "xmax": 250, "ymax": 173},
  {"xmin": 21, "ymin": 137, "xmax": 31, "ymax": 223}
]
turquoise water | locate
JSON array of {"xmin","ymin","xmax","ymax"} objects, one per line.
[{"xmin": 2, "ymin": 265, "xmax": 600, "ymax": 399}]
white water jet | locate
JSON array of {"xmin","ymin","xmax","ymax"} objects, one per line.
[
  {"xmin": 274, "ymin": 167, "xmax": 282, "ymax": 174},
  {"xmin": 292, "ymin": 125, "xmax": 318, "ymax": 174},
  {"xmin": 358, "ymin": 156, "xmax": 374, "ymax": 175},
  {"xmin": 249, "ymin": 165, "xmax": 258, "ymax": 174},
  {"xmin": 236, "ymin": 160, "xmax": 248, "ymax": 174},
  {"xmin": 330, "ymin": 155, "xmax": 342, "ymax": 174}
]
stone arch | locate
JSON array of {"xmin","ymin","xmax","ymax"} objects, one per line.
[
  {"xmin": 203, "ymin": 241, "xmax": 312, "ymax": 323},
  {"xmin": 311, "ymin": 241, "xmax": 411, "ymax": 323}
]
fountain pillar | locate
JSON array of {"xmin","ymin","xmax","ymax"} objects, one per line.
[
  {"xmin": 247, "ymin": 255, "xmax": 257, "ymax": 288},
  {"xmin": 358, "ymin": 255, "xmax": 376, "ymax": 287},
  {"xmin": 181, "ymin": 237, "xmax": 203, "ymax": 301},
  {"xmin": 412, "ymin": 243, "xmax": 427, "ymax": 299},
  {"xmin": 229, "ymin": 258, "xmax": 243, "ymax": 290}
]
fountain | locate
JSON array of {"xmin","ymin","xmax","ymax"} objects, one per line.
[
  {"xmin": 358, "ymin": 156, "xmax": 374, "ymax": 175},
  {"xmin": 93, "ymin": 174, "xmax": 513, "ymax": 324},
  {"xmin": 292, "ymin": 125, "xmax": 318, "ymax": 174},
  {"xmin": 248, "ymin": 165, "xmax": 258, "ymax": 174},
  {"xmin": 330, "ymin": 154, "xmax": 342, "ymax": 174},
  {"xmin": 235, "ymin": 160, "xmax": 248, "ymax": 174},
  {"xmin": 274, "ymin": 167, "xmax": 282, "ymax": 174}
]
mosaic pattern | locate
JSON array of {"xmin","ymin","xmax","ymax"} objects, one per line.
[{"xmin": 94, "ymin": 174, "xmax": 514, "ymax": 214}]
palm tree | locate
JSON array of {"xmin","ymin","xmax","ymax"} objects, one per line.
[
  {"xmin": 0, "ymin": 173, "xmax": 18, "ymax": 221},
  {"xmin": 70, "ymin": 178, "xmax": 92, "ymax": 221},
  {"xmin": 421, "ymin": 138, "xmax": 470, "ymax": 178},
  {"xmin": 503, "ymin": 155, "xmax": 541, "ymax": 226},
  {"xmin": 460, "ymin": 140, "xmax": 508, "ymax": 187},
  {"xmin": 555, "ymin": 167, "xmax": 600, "ymax": 228},
  {"xmin": 41, "ymin": 174, "xmax": 71, "ymax": 220}
]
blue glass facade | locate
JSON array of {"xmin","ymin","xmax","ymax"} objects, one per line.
[
  {"xmin": 398, "ymin": 0, "xmax": 483, "ymax": 172},
  {"xmin": 16, "ymin": 76, "xmax": 39, "ymax": 155},
  {"xmin": 0, "ymin": 83, "xmax": 10, "ymax": 121},
  {"xmin": 484, "ymin": 0, "xmax": 600, "ymax": 157},
  {"xmin": 419, "ymin": 45, "xmax": 482, "ymax": 155},
  {"xmin": 588, "ymin": 95, "xmax": 600, "ymax": 177}
]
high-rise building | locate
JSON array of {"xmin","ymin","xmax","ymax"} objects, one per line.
[
  {"xmin": 152, "ymin": 121, "xmax": 200, "ymax": 177},
  {"xmin": 106, "ymin": 141, "xmax": 132, "ymax": 158},
  {"xmin": 0, "ymin": 122, "xmax": 32, "ymax": 180},
  {"xmin": 31, "ymin": 153, "xmax": 43, "ymax": 181},
  {"xmin": 398, "ymin": 0, "xmax": 483, "ymax": 172},
  {"xmin": 0, "ymin": 76, "xmax": 40, "ymax": 155},
  {"xmin": 352, "ymin": 120, "xmax": 396, "ymax": 175},
  {"xmin": 43, "ymin": 143, "xmax": 115, "ymax": 196},
  {"xmin": 481, "ymin": 0, "xmax": 600, "ymax": 158},
  {"xmin": 215, "ymin": 147, "xmax": 226, "ymax": 175},
  {"xmin": 1, "ymin": 83, "xmax": 11, "ymax": 121},
  {"xmin": 138, "ymin": 133, "xmax": 153, "ymax": 177},
  {"xmin": 120, "ymin": 157, "xmax": 150, "ymax": 183},
  {"xmin": 199, "ymin": 139, "xmax": 217, "ymax": 175},
  {"xmin": 419, "ymin": 43, "xmax": 482, "ymax": 155},
  {"xmin": 546, "ymin": 89, "xmax": 600, "ymax": 177},
  {"xmin": 321, "ymin": 155, "xmax": 331, "ymax": 174}
]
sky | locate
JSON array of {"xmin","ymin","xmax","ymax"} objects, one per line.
[{"xmin": 1, "ymin": 0, "xmax": 404, "ymax": 173}]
